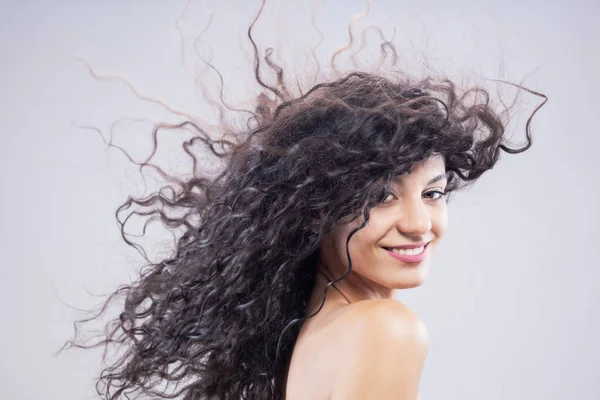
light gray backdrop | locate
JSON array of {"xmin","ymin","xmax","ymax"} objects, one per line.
[{"xmin": 1, "ymin": 0, "xmax": 598, "ymax": 399}]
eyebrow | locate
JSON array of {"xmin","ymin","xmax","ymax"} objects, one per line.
[
  {"xmin": 427, "ymin": 172, "xmax": 449, "ymax": 185},
  {"xmin": 393, "ymin": 171, "xmax": 449, "ymax": 185}
]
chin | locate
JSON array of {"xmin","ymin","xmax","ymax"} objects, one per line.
[
  {"xmin": 395, "ymin": 280, "xmax": 425, "ymax": 290},
  {"xmin": 394, "ymin": 264, "xmax": 429, "ymax": 289}
]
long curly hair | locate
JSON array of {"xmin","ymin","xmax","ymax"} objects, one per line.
[{"xmin": 64, "ymin": 2, "xmax": 547, "ymax": 400}]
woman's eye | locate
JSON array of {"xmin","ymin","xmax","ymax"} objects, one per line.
[
  {"xmin": 383, "ymin": 193, "xmax": 396, "ymax": 203},
  {"xmin": 381, "ymin": 190, "xmax": 446, "ymax": 204},
  {"xmin": 424, "ymin": 190, "xmax": 445, "ymax": 200}
]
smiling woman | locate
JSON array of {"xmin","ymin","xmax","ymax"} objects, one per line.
[
  {"xmin": 316, "ymin": 155, "xmax": 449, "ymax": 298},
  {"xmin": 285, "ymin": 156, "xmax": 447, "ymax": 399},
  {"xmin": 63, "ymin": 1, "xmax": 547, "ymax": 399}
]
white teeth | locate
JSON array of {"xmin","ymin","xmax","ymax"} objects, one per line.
[{"xmin": 390, "ymin": 246, "xmax": 424, "ymax": 255}]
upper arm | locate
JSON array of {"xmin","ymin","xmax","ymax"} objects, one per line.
[{"xmin": 330, "ymin": 300, "xmax": 429, "ymax": 400}]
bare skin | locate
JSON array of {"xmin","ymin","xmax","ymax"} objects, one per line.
[{"xmin": 284, "ymin": 155, "xmax": 448, "ymax": 399}]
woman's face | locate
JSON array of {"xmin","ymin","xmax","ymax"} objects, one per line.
[{"xmin": 318, "ymin": 155, "xmax": 448, "ymax": 298}]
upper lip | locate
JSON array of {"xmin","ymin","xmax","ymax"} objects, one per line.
[{"xmin": 384, "ymin": 242, "xmax": 429, "ymax": 249}]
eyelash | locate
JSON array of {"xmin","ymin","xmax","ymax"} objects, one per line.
[
  {"xmin": 425, "ymin": 190, "xmax": 446, "ymax": 201},
  {"xmin": 383, "ymin": 190, "xmax": 446, "ymax": 203}
]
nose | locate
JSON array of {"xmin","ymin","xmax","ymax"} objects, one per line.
[{"xmin": 396, "ymin": 196, "xmax": 432, "ymax": 237}]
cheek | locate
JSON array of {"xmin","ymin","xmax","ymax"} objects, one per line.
[
  {"xmin": 345, "ymin": 230, "xmax": 385, "ymax": 271},
  {"xmin": 433, "ymin": 207, "xmax": 449, "ymax": 236}
]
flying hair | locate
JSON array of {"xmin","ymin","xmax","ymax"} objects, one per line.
[{"xmin": 62, "ymin": 1, "xmax": 547, "ymax": 399}]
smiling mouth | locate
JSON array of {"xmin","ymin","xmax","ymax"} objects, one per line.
[
  {"xmin": 382, "ymin": 242, "xmax": 429, "ymax": 263},
  {"xmin": 382, "ymin": 241, "xmax": 430, "ymax": 251}
]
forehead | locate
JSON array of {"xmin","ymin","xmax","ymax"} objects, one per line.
[
  {"xmin": 416, "ymin": 155, "xmax": 445, "ymax": 173},
  {"xmin": 394, "ymin": 155, "xmax": 446, "ymax": 182}
]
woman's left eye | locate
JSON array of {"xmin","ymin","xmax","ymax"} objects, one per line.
[{"xmin": 424, "ymin": 190, "xmax": 445, "ymax": 200}]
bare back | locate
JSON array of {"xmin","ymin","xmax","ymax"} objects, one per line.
[{"xmin": 283, "ymin": 298, "xmax": 353, "ymax": 400}]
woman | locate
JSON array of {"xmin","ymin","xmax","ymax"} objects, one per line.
[{"xmin": 66, "ymin": 3, "xmax": 547, "ymax": 400}]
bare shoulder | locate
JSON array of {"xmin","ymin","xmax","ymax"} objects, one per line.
[
  {"xmin": 328, "ymin": 299, "xmax": 429, "ymax": 400},
  {"xmin": 333, "ymin": 298, "xmax": 429, "ymax": 345}
]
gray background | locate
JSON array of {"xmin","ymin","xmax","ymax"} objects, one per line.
[{"xmin": 1, "ymin": 0, "xmax": 599, "ymax": 399}]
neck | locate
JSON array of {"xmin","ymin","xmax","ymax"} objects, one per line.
[{"xmin": 313, "ymin": 260, "xmax": 396, "ymax": 305}]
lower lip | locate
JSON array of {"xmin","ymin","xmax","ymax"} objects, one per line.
[{"xmin": 385, "ymin": 243, "xmax": 429, "ymax": 264}]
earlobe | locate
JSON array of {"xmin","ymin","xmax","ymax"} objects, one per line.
[
  {"xmin": 309, "ymin": 209, "xmax": 325, "ymax": 234},
  {"xmin": 309, "ymin": 221, "xmax": 320, "ymax": 234}
]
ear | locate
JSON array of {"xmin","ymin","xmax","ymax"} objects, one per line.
[{"xmin": 309, "ymin": 209, "xmax": 325, "ymax": 234}]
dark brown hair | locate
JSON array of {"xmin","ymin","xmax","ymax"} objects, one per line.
[{"xmin": 64, "ymin": 2, "xmax": 546, "ymax": 399}]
